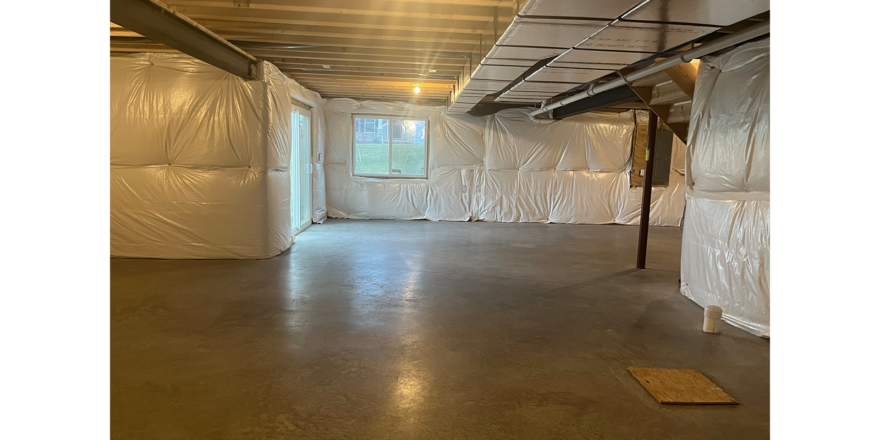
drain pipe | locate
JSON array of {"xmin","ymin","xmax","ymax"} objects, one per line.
[
  {"xmin": 529, "ymin": 20, "xmax": 769, "ymax": 117},
  {"xmin": 529, "ymin": 101, "xmax": 557, "ymax": 124}
]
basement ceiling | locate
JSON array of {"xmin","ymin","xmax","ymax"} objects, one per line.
[
  {"xmin": 111, "ymin": 0, "xmax": 512, "ymax": 105},
  {"xmin": 110, "ymin": 0, "xmax": 769, "ymax": 109}
]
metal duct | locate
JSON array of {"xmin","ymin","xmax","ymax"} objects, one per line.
[{"xmin": 530, "ymin": 20, "xmax": 770, "ymax": 117}]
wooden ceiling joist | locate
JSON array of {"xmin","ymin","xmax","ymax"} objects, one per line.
[
  {"xmin": 112, "ymin": 0, "xmax": 504, "ymax": 101},
  {"xmin": 166, "ymin": 0, "xmax": 499, "ymax": 22},
  {"xmin": 275, "ymin": 64, "xmax": 459, "ymax": 77},
  {"xmin": 214, "ymin": 33, "xmax": 477, "ymax": 53},
  {"xmin": 191, "ymin": 21, "xmax": 482, "ymax": 44},
  {"xmin": 261, "ymin": 57, "xmax": 461, "ymax": 70},
  {"xmin": 245, "ymin": 48, "xmax": 468, "ymax": 64},
  {"xmin": 163, "ymin": 11, "xmax": 491, "ymax": 34},
  {"xmin": 290, "ymin": 72, "xmax": 455, "ymax": 84}
]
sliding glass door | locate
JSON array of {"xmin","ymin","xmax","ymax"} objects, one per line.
[{"xmin": 291, "ymin": 107, "xmax": 312, "ymax": 236}]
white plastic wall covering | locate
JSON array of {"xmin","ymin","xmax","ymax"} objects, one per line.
[
  {"xmin": 497, "ymin": 17, "xmax": 609, "ymax": 48},
  {"xmin": 487, "ymin": 45, "xmax": 567, "ymax": 61},
  {"xmin": 525, "ymin": 66, "xmax": 613, "ymax": 83},
  {"xmin": 472, "ymin": 64, "xmax": 531, "ymax": 80},
  {"xmin": 622, "ymin": 0, "xmax": 770, "ymax": 27},
  {"xmin": 111, "ymin": 53, "xmax": 324, "ymax": 259},
  {"xmin": 325, "ymin": 100, "xmax": 686, "ymax": 227},
  {"xmin": 680, "ymin": 38, "xmax": 770, "ymax": 338},
  {"xmin": 576, "ymin": 21, "xmax": 719, "ymax": 52},
  {"xmin": 510, "ymin": 80, "xmax": 580, "ymax": 93},
  {"xmin": 519, "ymin": 0, "xmax": 644, "ymax": 19},
  {"xmin": 553, "ymin": 48, "xmax": 654, "ymax": 65}
]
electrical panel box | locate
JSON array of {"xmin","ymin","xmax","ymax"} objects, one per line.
[{"xmin": 651, "ymin": 130, "xmax": 674, "ymax": 185}]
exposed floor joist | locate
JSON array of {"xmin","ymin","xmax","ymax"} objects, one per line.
[
  {"xmin": 166, "ymin": 1, "xmax": 503, "ymax": 22},
  {"xmin": 110, "ymin": 0, "xmax": 504, "ymax": 100}
]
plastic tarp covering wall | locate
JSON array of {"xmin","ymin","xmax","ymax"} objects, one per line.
[
  {"xmin": 111, "ymin": 53, "xmax": 321, "ymax": 259},
  {"xmin": 324, "ymin": 100, "xmax": 686, "ymax": 226},
  {"xmin": 681, "ymin": 39, "xmax": 770, "ymax": 337}
]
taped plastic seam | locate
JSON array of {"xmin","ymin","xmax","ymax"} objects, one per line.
[
  {"xmin": 111, "ymin": 54, "xmax": 321, "ymax": 259},
  {"xmin": 325, "ymin": 100, "xmax": 686, "ymax": 226},
  {"xmin": 681, "ymin": 39, "xmax": 770, "ymax": 338}
]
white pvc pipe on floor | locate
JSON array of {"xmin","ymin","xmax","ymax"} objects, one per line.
[{"xmin": 529, "ymin": 20, "xmax": 770, "ymax": 118}]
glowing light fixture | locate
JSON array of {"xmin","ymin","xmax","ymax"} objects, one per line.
[{"xmin": 413, "ymin": 86, "xmax": 421, "ymax": 94}]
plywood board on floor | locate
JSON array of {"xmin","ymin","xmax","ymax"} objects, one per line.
[{"xmin": 628, "ymin": 368, "xmax": 738, "ymax": 405}]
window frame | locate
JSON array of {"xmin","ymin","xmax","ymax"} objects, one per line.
[{"xmin": 351, "ymin": 114, "xmax": 429, "ymax": 179}]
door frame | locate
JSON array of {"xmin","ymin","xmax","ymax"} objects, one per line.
[{"xmin": 290, "ymin": 99, "xmax": 313, "ymax": 237}]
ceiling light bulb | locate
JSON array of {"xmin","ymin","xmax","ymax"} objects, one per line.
[{"xmin": 414, "ymin": 86, "xmax": 420, "ymax": 94}]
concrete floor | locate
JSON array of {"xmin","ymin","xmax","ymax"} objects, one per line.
[{"xmin": 111, "ymin": 219, "xmax": 769, "ymax": 440}]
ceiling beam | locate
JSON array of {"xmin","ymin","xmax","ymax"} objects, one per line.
[
  {"xmin": 167, "ymin": 1, "xmax": 498, "ymax": 22},
  {"xmin": 111, "ymin": 41, "xmax": 471, "ymax": 66},
  {"xmin": 192, "ymin": 21, "xmax": 481, "ymax": 44},
  {"xmin": 110, "ymin": 0, "xmax": 258, "ymax": 79},
  {"xmin": 262, "ymin": 57, "xmax": 462, "ymax": 71},
  {"xmin": 276, "ymin": 64, "xmax": 459, "ymax": 76},
  {"xmin": 213, "ymin": 32, "xmax": 478, "ymax": 53},
  {"xmin": 287, "ymin": 72, "xmax": 456, "ymax": 84},
  {"xmin": 244, "ymin": 47, "xmax": 468, "ymax": 64},
  {"xmin": 166, "ymin": 10, "xmax": 490, "ymax": 34},
  {"xmin": 296, "ymin": 82, "xmax": 452, "ymax": 91},
  {"xmin": 552, "ymin": 87, "xmax": 641, "ymax": 120},
  {"xmin": 664, "ymin": 63, "xmax": 698, "ymax": 99}
]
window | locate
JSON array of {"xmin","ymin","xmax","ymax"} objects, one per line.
[
  {"xmin": 353, "ymin": 116, "xmax": 428, "ymax": 178},
  {"xmin": 355, "ymin": 118, "xmax": 376, "ymax": 134}
]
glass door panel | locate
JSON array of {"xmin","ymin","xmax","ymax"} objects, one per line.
[{"xmin": 298, "ymin": 110, "xmax": 311, "ymax": 231}]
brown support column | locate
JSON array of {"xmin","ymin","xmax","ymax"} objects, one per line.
[{"xmin": 636, "ymin": 111, "xmax": 659, "ymax": 269}]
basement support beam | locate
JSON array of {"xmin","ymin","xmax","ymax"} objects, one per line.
[
  {"xmin": 551, "ymin": 87, "xmax": 640, "ymax": 120},
  {"xmin": 110, "ymin": 0, "xmax": 259, "ymax": 79},
  {"xmin": 636, "ymin": 111, "xmax": 659, "ymax": 269}
]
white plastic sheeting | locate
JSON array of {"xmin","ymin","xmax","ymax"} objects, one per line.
[
  {"xmin": 111, "ymin": 54, "xmax": 323, "ymax": 259},
  {"xmin": 325, "ymin": 99, "xmax": 686, "ymax": 226},
  {"xmin": 681, "ymin": 39, "xmax": 770, "ymax": 337}
]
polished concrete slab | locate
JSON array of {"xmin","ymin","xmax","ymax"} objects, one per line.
[{"xmin": 111, "ymin": 219, "xmax": 769, "ymax": 439}]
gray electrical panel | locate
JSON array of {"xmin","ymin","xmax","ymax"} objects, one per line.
[{"xmin": 651, "ymin": 130, "xmax": 674, "ymax": 186}]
